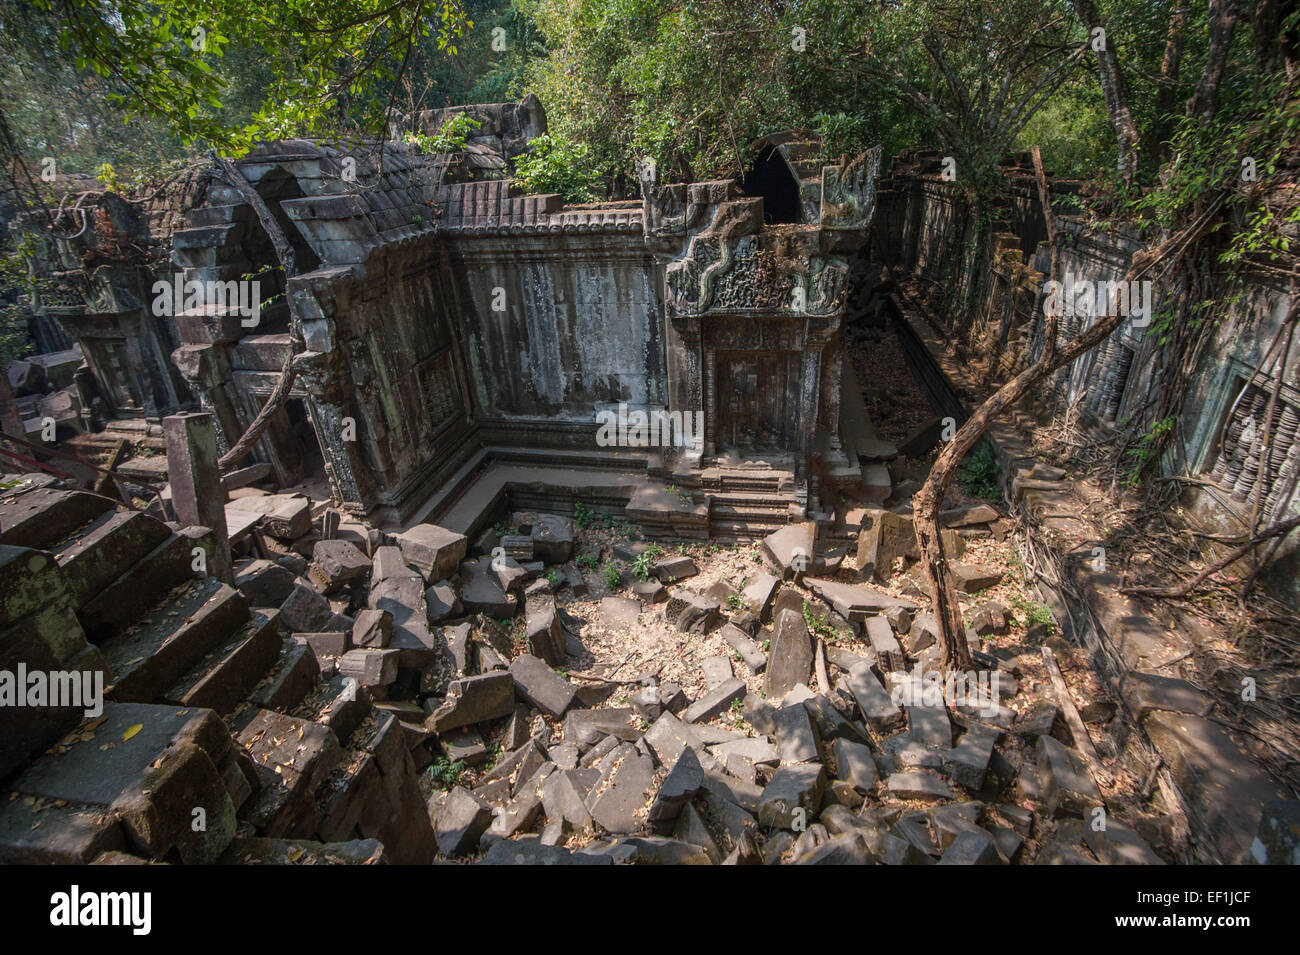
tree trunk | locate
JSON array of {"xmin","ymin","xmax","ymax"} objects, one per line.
[
  {"xmin": 913, "ymin": 203, "xmax": 1219, "ymax": 670},
  {"xmin": 207, "ymin": 152, "xmax": 303, "ymax": 473},
  {"xmin": 1071, "ymin": 0, "xmax": 1142, "ymax": 182},
  {"xmin": 1187, "ymin": 0, "xmax": 1242, "ymax": 123},
  {"xmin": 1152, "ymin": 3, "xmax": 1190, "ymax": 159}
]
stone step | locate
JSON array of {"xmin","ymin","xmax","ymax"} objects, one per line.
[
  {"xmin": 49, "ymin": 508, "xmax": 174, "ymax": 608},
  {"xmin": 78, "ymin": 530, "xmax": 206, "ymax": 641},
  {"xmin": 0, "ymin": 701, "xmax": 242, "ymax": 864},
  {"xmin": 0, "ymin": 486, "xmax": 117, "ymax": 550},
  {"xmin": 165, "ymin": 609, "xmax": 282, "ymax": 715},
  {"xmin": 103, "ymin": 578, "xmax": 251, "ymax": 703}
]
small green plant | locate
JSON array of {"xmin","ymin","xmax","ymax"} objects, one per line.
[
  {"xmin": 546, "ymin": 569, "xmax": 559, "ymax": 585},
  {"xmin": 408, "ymin": 111, "xmax": 482, "ymax": 155},
  {"xmin": 726, "ymin": 593, "xmax": 745, "ymax": 611},
  {"xmin": 576, "ymin": 552, "xmax": 599, "ymax": 570},
  {"xmin": 957, "ymin": 441, "xmax": 1002, "ymax": 501},
  {"xmin": 428, "ymin": 756, "xmax": 466, "ymax": 790},
  {"xmin": 603, "ymin": 561, "xmax": 621, "ymax": 590},
  {"xmin": 574, "ymin": 501, "xmax": 597, "ymax": 529},
  {"xmin": 631, "ymin": 543, "xmax": 664, "ymax": 581},
  {"xmin": 802, "ymin": 599, "xmax": 835, "ymax": 640},
  {"xmin": 1124, "ymin": 416, "xmax": 1177, "ymax": 487},
  {"xmin": 1009, "ymin": 592, "xmax": 1056, "ymax": 636}
]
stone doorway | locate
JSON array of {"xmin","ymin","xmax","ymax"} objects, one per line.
[{"xmin": 714, "ymin": 352, "xmax": 800, "ymax": 454}]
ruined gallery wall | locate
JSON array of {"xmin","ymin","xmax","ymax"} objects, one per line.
[
  {"xmin": 438, "ymin": 231, "xmax": 667, "ymax": 450},
  {"xmin": 875, "ymin": 159, "xmax": 1300, "ymax": 599},
  {"xmin": 308, "ymin": 239, "xmax": 479, "ymax": 522}
]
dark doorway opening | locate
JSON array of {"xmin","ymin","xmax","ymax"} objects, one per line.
[
  {"xmin": 741, "ymin": 146, "xmax": 803, "ymax": 225},
  {"xmin": 286, "ymin": 398, "xmax": 326, "ymax": 485}
]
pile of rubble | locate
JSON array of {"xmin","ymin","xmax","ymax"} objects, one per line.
[
  {"xmin": 6, "ymin": 347, "xmax": 85, "ymax": 440},
  {"xmin": 210, "ymin": 474, "xmax": 1178, "ymax": 863},
  {"xmin": 0, "ymin": 460, "xmax": 1196, "ymax": 864}
]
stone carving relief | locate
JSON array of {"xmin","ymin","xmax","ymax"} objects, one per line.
[{"xmin": 820, "ymin": 145, "xmax": 883, "ymax": 230}]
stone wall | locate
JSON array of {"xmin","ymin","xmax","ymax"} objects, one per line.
[{"xmin": 873, "ymin": 150, "xmax": 1300, "ymax": 601}]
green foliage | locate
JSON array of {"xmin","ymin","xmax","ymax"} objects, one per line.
[
  {"xmin": 1009, "ymin": 592, "xmax": 1055, "ymax": 636},
  {"xmin": 409, "ymin": 112, "xmax": 482, "ymax": 154},
  {"xmin": 12, "ymin": 0, "xmax": 472, "ymax": 157},
  {"xmin": 511, "ymin": 132, "xmax": 598, "ymax": 202},
  {"xmin": 801, "ymin": 599, "xmax": 843, "ymax": 643},
  {"xmin": 576, "ymin": 552, "xmax": 599, "ymax": 570},
  {"xmin": 957, "ymin": 442, "xmax": 1002, "ymax": 502},
  {"xmin": 1124, "ymin": 416, "xmax": 1177, "ymax": 486},
  {"xmin": 726, "ymin": 593, "xmax": 745, "ymax": 612},
  {"xmin": 602, "ymin": 560, "xmax": 621, "ymax": 590},
  {"xmin": 428, "ymin": 755, "xmax": 467, "ymax": 789},
  {"xmin": 630, "ymin": 543, "xmax": 663, "ymax": 582},
  {"xmin": 573, "ymin": 502, "xmax": 600, "ymax": 529}
]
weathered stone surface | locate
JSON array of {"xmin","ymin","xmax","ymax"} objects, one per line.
[
  {"xmin": 234, "ymin": 559, "xmax": 295, "ymax": 608},
  {"xmin": 803, "ymin": 576, "xmax": 916, "ymax": 619},
  {"xmin": 351, "ymin": 608, "xmax": 391, "ymax": 649},
  {"xmin": 758, "ymin": 764, "xmax": 826, "ymax": 829},
  {"xmin": 1036, "ymin": 735, "xmax": 1101, "ymax": 816},
  {"xmin": 765, "ymin": 608, "xmax": 812, "ymax": 698},
  {"xmin": 338, "ymin": 648, "xmax": 399, "ymax": 687},
  {"xmin": 701, "ymin": 655, "xmax": 733, "ymax": 689},
  {"xmin": 773, "ymin": 703, "xmax": 820, "ymax": 764},
  {"xmin": 866, "ymin": 615, "xmax": 905, "ymax": 672},
  {"xmin": 886, "ymin": 772, "xmax": 954, "ymax": 801},
  {"xmin": 843, "ymin": 666, "xmax": 904, "ymax": 731},
  {"xmin": 541, "ymin": 769, "xmax": 596, "ymax": 828},
  {"xmin": 941, "ymin": 504, "xmax": 999, "ymax": 527},
  {"xmin": 509, "ymin": 653, "xmax": 577, "ymax": 719},
  {"xmin": 279, "ymin": 581, "xmax": 334, "ymax": 632},
  {"xmin": 394, "ymin": 524, "xmax": 467, "ymax": 581},
  {"xmin": 712, "ymin": 737, "xmax": 780, "ymax": 767},
  {"xmin": 653, "ymin": 555, "xmax": 698, "ymax": 583},
  {"xmin": 586, "ymin": 746, "xmax": 656, "ymax": 833},
  {"xmin": 311, "ymin": 539, "xmax": 371, "ymax": 590},
  {"xmin": 296, "ymin": 631, "xmax": 348, "ymax": 657},
  {"xmin": 950, "ymin": 563, "xmax": 1004, "ymax": 594},
  {"xmin": 425, "ymin": 580, "xmax": 462, "ymax": 623},
  {"xmin": 683, "ymin": 677, "xmax": 746, "ymax": 724},
  {"xmin": 227, "ymin": 494, "xmax": 311, "ymax": 539},
  {"xmin": 632, "ymin": 579, "xmax": 667, "ymax": 603},
  {"xmin": 459, "ymin": 559, "xmax": 517, "ymax": 618},
  {"xmin": 740, "ymin": 572, "xmax": 780, "ymax": 620},
  {"xmin": 430, "ymin": 787, "xmax": 493, "ymax": 857},
  {"xmin": 524, "ymin": 593, "xmax": 565, "ymax": 665},
  {"xmin": 1083, "ymin": 817, "xmax": 1165, "ymax": 865},
  {"xmin": 665, "ymin": 591, "xmax": 721, "ymax": 633},
  {"xmin": 832, "ymin": 737, "xmax": 879, "ymax": 792},
  {"xmin": 856, "ymin": 510, "xmax": 919, "ymax": 583},
  {"xmin": 760, "ymin": 523, "xmax": 816, "ymax": 579},
  {"xmin": 368, "ymin": 562, "xmax": 436, "ymax": 666},
  {"xmin": 530, "ymin": 514, "xmax": 574, "ymax": 564},
  {"xmin": 721, "ymin": 623, "xmax": 766, "ymax": 674},
  {"xmin": 1144, "ymin": 711, "xmax": 1284, "ymax": 863},
  {"xmin": 427, "ymin": 671, "xmax": 515, "ymax": 732},
  {"xmin": 944, "ymin": 722, "xmax": 998, "ymax": 790},
  {"xmin": 937, "ymin": 828, "xmax": 1002, "ymax": 864}
]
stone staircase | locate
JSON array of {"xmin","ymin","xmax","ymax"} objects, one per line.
[{"xmin": 0, "ymin": 476, "xmax": 434, "ymax": 864}]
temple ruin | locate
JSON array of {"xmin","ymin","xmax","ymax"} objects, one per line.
[{"xmin": 1, "ymin": 99, "xmax": 1296, "ymax": 868}]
